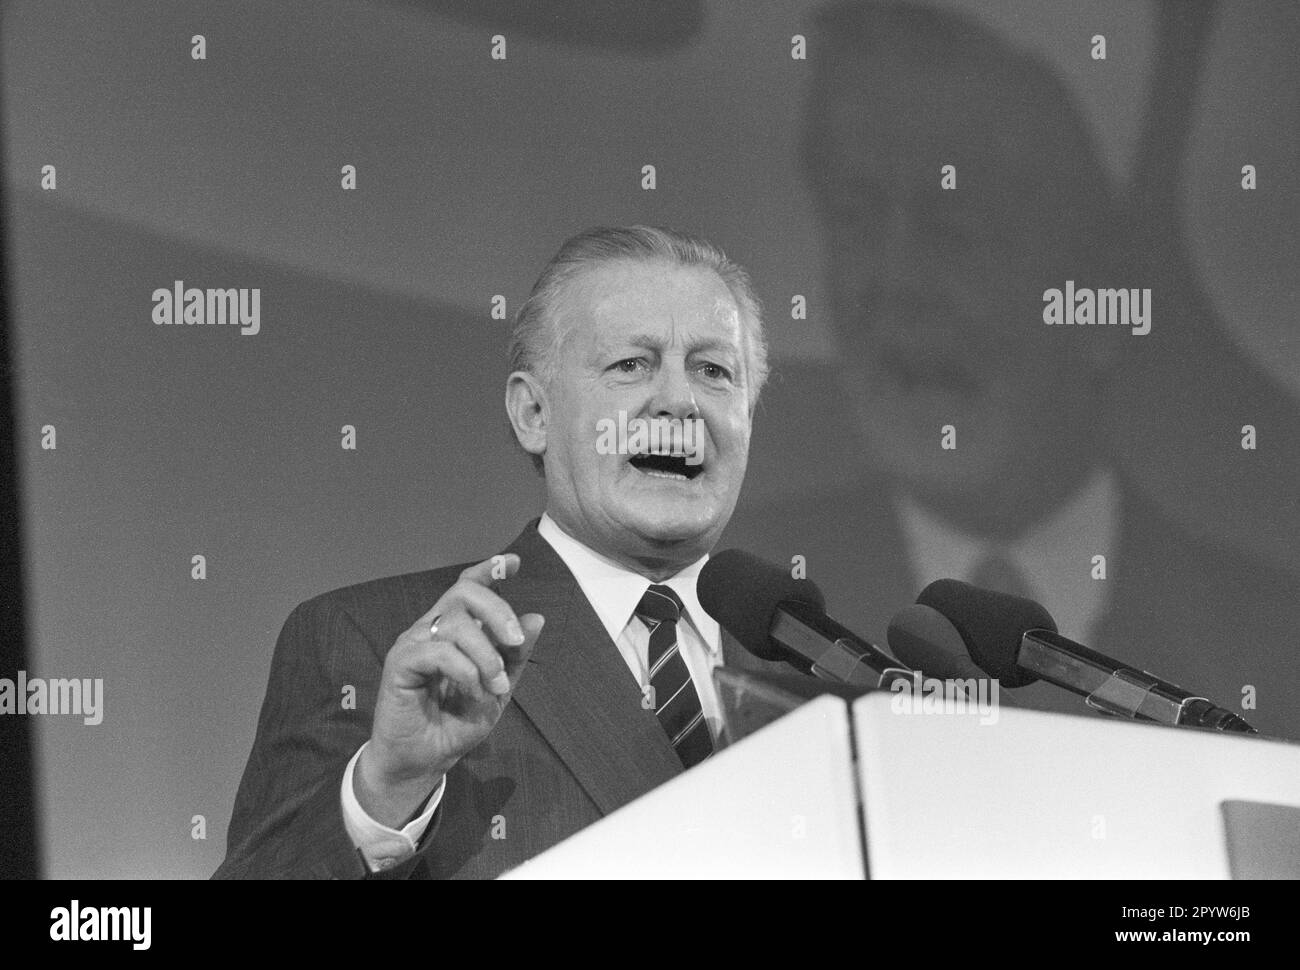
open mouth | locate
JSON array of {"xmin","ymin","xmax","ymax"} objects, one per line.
[{"xmin": 628, "ymin": 452, "xmax": 704, "ymax": 481}]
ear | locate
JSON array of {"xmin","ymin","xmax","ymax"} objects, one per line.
[{"xmin": 505, "ymin": 370, "xmax": 548, "ymax": 460}]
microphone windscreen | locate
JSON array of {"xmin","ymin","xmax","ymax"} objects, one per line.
[
  {"xmin": 698, "ymin": 549, "xmax": 825, "ymax": 663},
  {"xmin": 888, "ymin": 604, "xmax": 1020, "ymax": 707},
  {"xmin": 887, "ymin": 604, "xmax": 978, "ymax": 681},
  {"xmin": 915, "ymin": 579, "xmax": 1056, "ymax": 688}
]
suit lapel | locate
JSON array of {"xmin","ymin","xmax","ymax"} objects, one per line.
[{"xmin": 498, "ymin": 522, "xmax": 684, "ymax": 816}]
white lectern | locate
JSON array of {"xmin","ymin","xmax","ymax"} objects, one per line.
[{"xmin": 505, "ymin": 688, "xmax": 1300, "ymax": 879}]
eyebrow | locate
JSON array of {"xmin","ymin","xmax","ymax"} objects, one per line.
[{"xmin": 618, "ymin": 334, "xmax": 741, "ymax": 356}]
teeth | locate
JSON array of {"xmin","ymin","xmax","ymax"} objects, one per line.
[{"xmin": 641, "ymin": 469, "xmax": 688, "ymax": 480}]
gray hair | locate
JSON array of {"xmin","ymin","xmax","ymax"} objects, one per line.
[{"xmin": 508, "ymin": 225, "xmax": 769, "ymax": 473}]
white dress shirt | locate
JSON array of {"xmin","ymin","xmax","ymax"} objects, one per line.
[
  {"xmin": 895, "ymin": 468, "xmax": 1119, "ymax": 645},
  {"xmin": 340, "ymin": 512, "xmax": 723, "ymax": 872}
]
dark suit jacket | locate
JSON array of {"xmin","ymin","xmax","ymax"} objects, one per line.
[
  {"xmin": 214, "ymin": 520, "xmax": 792, "ymax": 879},
  {"xmin": 723, "ymin": 473, "xmax": 1300, "ymax": 741}
]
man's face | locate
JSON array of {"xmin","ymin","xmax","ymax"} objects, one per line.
[
  {"xmin": 540, "ymin": 259, "xmax": 753, "ymax": 570},
  {"xmin": 814, "ymin": 52, "xmax": 1103, "ymax": 502}
]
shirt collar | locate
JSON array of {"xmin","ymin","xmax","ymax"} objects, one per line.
[
  {"xmin": 536, "ymin": 513, "xmax": 720, "ymax": 651},
  {"xmin": 894, "ymin": 468, "xmax": 1119, "ymax": 640}
]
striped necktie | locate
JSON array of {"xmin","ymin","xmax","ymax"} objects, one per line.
[{"xmin": 634, "ymin": 584, "xmax": 712, "ymax": 769}]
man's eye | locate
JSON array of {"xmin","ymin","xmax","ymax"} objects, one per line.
[
  {"xmin": 699, "ymin": 362, "xmax": 732, "ymax": 381},
  {"xmin": 611, "ymin": 358, "xmax": 645, "ymax": 374}
]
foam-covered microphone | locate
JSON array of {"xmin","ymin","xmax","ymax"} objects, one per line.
[
  {"xmin": 887, "ymin": 603, "xmax": 1019, "ymax": 708},
  {"xmin": 698, "ymin": 550, "xmax": 911, "ymax": 689},
  {"xmin": 916, "ymin": 579, "xmax": 1258, "ymax": 734}
]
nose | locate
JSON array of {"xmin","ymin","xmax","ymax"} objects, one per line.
[{"xmin": 647, "ymin": 357, "xmax": 699, "ymax": 420}]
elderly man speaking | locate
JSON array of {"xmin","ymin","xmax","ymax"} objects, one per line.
[{"xmin": 214, "ymin": 226, "xmax": 789, "ymax": 879}]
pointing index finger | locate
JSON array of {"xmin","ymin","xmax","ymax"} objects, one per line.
[{"xmin": 459, "ymin": 553, "xmax": 520, "ymax": 588}]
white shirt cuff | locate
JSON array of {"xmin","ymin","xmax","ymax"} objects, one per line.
[{"xmin": 340, "ymin": 741, "xmax": 446, "ymax": 873}]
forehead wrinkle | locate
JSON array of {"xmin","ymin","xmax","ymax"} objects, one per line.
[
  {"xmin": 559, "ymin": 261, "xmax": 752, "ymax": 377},
  {"xmin": 612, "ymin": 330, "xmax": 741, "ymax": 356}
]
